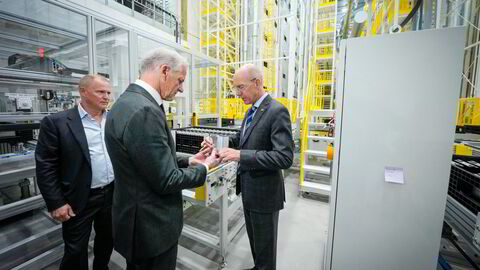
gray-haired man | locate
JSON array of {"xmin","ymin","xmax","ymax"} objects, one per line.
[{"xmin": 105, "ymin": 47, "xmax": 220, "ymax": 270}]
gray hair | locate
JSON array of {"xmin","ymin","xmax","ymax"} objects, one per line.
[
  {"xmin": 139, "ymin": 47, "xmax": 188, "ymax": 75},
  {"xmin": 241, "ymin": 63, "xmax": 263, "ymax": 81},
  {"xmin": 79, "ymin": 74, "xmax": 110, "ymax": 92}
]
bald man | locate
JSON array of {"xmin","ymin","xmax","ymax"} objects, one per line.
[
  {"xmin": 218, "ymin": 64, "xmax": 294, "ymax": 270},
  {"xmin": 36, "ymin": 74, "xmax": 114, "ymax": 270}
]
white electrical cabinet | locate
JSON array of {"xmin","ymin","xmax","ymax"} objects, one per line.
[{"xmin": 326, "ymin": 27, "xmax": 466, "ymax": 270}]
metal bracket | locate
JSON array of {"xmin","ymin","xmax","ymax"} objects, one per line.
[{"xmin": 473, "ymin": 212, "xmax": 480, "ymax": 249}]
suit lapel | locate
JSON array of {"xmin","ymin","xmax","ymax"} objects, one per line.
[
  {"xmin": 66, "ymin": 107, "xmax": 91, "ymax": 166},
  {"xmin": 127, "ymin": 84, "xmax": 178, "ymax": 166},
  {"xmin": 240, "ymin": 95, "xmax": 272, "ymax": 147}
]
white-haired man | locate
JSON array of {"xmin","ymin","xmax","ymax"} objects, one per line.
[
  {"xmin": 105, "ymin": 47, "xmax": 220, "ymax": 270},
  {"xmin": 216, "ymin": 64, "xmax": 294, "ymax": 270}
]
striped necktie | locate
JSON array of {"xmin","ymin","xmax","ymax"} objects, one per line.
[{"xmin": 244, "ymin": 106, "xmax": 257, "ymax": 134}]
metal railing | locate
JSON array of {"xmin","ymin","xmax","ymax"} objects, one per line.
[{"xmin": 114, "ymin": 0, "xmax": 180, "ymax": 43}]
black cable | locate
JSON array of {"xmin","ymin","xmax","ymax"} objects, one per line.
[{"xmin": 400, "ymin": 0, "xmax": 423, "ymax": 28}]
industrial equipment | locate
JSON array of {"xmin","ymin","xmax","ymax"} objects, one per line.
[
  {"xmin": 0, "ymin": 66, "xmax": 81, "ymax": 269},
  {"xmin": 326, "ymin": 27, "xmax": 465, "ymax": 270},
  {"xmin": 456, "ymin": 97, "xmax": 480, "ymax": 134},
  {"xmin": 443, "ymin": 149, "xmax": 480, "ymax": 269},
  {"xmin": 172, "ymin": 126, "xmax": 244, "ymax": 268}
]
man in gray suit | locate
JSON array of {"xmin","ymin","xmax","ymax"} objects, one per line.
[
  {"xmin": 105, "ymin": 48, "xmax": 220, "ymax": 270},
  {"xmin": 218, "ymin": 64, "xmax": 294, "ymax": 270}
]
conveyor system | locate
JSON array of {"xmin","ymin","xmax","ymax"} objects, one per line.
[
  {"xmin": 443, "ymin": 154, "xmax": 480, "ymax": 269},
  {"xmin": 173, "ymin": 126, "xmax": 244, "ymax": 268}
]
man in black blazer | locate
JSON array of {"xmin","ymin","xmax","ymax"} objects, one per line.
[
  {"xmin": 35, "ymin": 74, "xmax": 115, "ymax": 270},
  {"xmin": 105, "ymin": 47, "xmax": 220, "ymax": 270},
  {"xmin": 218, "ymin": 64, "xmax": 294, "ymax": 270}
]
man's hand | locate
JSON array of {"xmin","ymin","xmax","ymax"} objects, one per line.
[
  {"xmin": 219, "ymin": 148, "xmax": 240, "ymax": 162},
  {"xmin": 50, "ymin": 203, "xmax": 75, "ymax": 222},
  {"xmin": 203, "ymin": 148, "xmax": 221, "ymax": 169},
  {"xmin": 189, "ymin": 144, "xmax": 213, "ymax": 166},
  {"xmin": 200, "ymin": 136, "xmax": 214, "ymax": 150}
]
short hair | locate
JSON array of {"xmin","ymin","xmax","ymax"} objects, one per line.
[
  {"xmin": 78, "ymin": 74, "xmax": 110, "ymax": 92},
  {"xmin": 139, "ymin": 47, "xmax": 188, "ymax": 75},
  {"xmin": 236, "ymin": 63, "xmax": 263, "ymax": 81},
  {"xmin": 243, "ymin": 64, "xmax": 263, "ymax": 80}
]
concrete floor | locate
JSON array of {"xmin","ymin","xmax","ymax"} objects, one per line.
[{"xmin": 44, "ymin": 170, "xmax": 330, "ymax": 270}]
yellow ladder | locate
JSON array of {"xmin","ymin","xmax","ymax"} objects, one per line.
[{"xmin": 299, "ymin": 0, "xmax": 337, "ymax": 196}]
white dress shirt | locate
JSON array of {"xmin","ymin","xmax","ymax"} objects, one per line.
[
  {"xmin": 134, "ymin": 79, "xmax": 209, "ymax": 173},
  {"xmin": 243, "ymin": 92, "xmax": 269, "ymax": 136},
  {"xmin": 134, "ymin": 79, "xmax": 163, "ymax": 107},
  {"xmin": 78, "ymin": 104, "xmax": 114, "ymax": 188}
]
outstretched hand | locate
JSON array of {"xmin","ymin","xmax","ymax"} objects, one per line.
[{"xmin": 189, "ymin": 144, "xmax": 213, "ymax": 166}]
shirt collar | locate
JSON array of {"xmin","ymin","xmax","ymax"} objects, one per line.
[
  {"xmin": 78, "ymin": 103, "xmax": 88, "ymax": 119},
  {"xmin": 78, "ymin": 103, "xmax": 106, "ymax": 120},
  {"xmin": 134, "ymin": 79, "xmax": 163, "ymax": 107},
  {"xmin": 253, "ymin": 93, "xmax": 269, "ymax": 109}
]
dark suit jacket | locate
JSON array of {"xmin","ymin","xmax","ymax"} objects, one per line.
[
  {"xmin": 105, "ymin": 84, "xmax": 207, "ymax": 262},
  {"xmin": 230, "ymin": 95, "xmax": 294, "ymax": 213},
  {"xmin": 35, "ymin": 107, "xmax": 93, "ymax": 215}
]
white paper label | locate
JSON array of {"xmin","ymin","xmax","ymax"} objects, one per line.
[{"xmin": 385, "ymin": 167, "xmax": 404, "ymax": 184}]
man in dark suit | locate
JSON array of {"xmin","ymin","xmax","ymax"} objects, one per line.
[
  {"xmin": 218, "ymin": 64, "xmax": 294, "ymax": 270},
  {"xmin": 35, "ymin": 74, "xmax": 115, "ymax": 270},
  {"xmin": 105, "ymin": 47, "xmax": 220, "ymax": 270}
]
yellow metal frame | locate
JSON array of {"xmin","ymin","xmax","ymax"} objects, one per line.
[
  {"xmin": 458, "ymin": 98, "xmax": 480, "ymax": 127},
  {"xmin": 199, "ymin": 0, "xmax": 240, "ymax": 118},
  {"xmin": 362, "ymin": 0, "xmax": 414, "ymax": 37},
  {"xmin": 299, "ymin": 0, "xmax": 337, "ymax": 188},
  {"xmin": 453, "ymin": 143, "xmax": 473, "ymax": 156}
]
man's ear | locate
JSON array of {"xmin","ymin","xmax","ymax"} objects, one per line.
[
  {"xmin": 254, "ymin": 78, "xmax": 261, "ymax": 89},
  {"xmin": 160, "ymin": 65, "xmax": 170, "ymax": 81}
]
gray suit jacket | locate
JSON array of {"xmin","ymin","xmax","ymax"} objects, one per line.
[
  {"xmin": 231, "ymin": 95, "xmax": 294, "ymax": 213},
  {"xmin": 105, "ymin": 84, "xmax": 207, "ymax": 261}
]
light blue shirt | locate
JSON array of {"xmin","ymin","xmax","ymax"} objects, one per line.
[
  {"xmin": 78, "ymin": 104, "xmax": 114, "ymax": 188},
  {"xmin": 243, "ymin": 93, "xmax": 269, "ymax": 136}
]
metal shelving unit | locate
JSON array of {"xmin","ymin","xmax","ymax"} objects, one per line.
[{"xmin": 198, "ymin": 0, "xmax": 240, "ymax": 120}]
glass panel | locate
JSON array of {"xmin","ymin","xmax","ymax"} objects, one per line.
[
  {"xmin": 0, "ymin": 1, "xmax": 87, "ymax": 115},
  {"xmin": 0, "ymin": 1, "xmax": 89, "ymax": 75},
  {"xmin": 192, "ymin": 56, "xmax": 219, "ymax": 120},
  {"xmin": 95, "ymin": 20, "xmax": 130, "ymax": 100},
  {"xmin": 1, "ymin": 0, "xmax": 87, "ymax": 36},
  {"xmin": 0, "ymin": 81, "xmax": 80, "ymax": 114}
]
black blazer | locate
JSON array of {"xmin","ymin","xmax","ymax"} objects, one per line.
[
  {"xmin": 230, "ymin": 95, "xmax": 294, "ymax": 213},
  {"xmin": 105, "ymin": 84, "xmax": 207, "ymax": 261},
  {"xmin": 35, "ymin": 107, "xmax": 92, "ymax": 215}
]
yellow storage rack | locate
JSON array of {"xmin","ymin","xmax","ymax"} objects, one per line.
[
  {"xmin": 199, "ymin": 0, "xmax": 240, "ymax": 119},
  {"xmin": 456, "ymin": 97, "xmax": 480, "ymax": 134},
  {"xmin": 275, "ymin": 98, "xmax": 298, "ymax": 123},
  {"xmin": 263, "ymin": 0, "xmax": 277, "ymax": 94}
]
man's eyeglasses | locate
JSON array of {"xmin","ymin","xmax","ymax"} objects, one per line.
[{"xmin": 233, "ymin": 78, "xmax": 257, "ymax": 95}]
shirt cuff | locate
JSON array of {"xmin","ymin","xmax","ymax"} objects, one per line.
[{"xmin": 202, "ymin": 163, "xmax": 209, "ymax": 174}]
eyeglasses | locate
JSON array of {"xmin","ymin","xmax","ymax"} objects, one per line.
[{"xmin": 233, "ymin": 78, "xmax": 257, "ymax": 95}]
